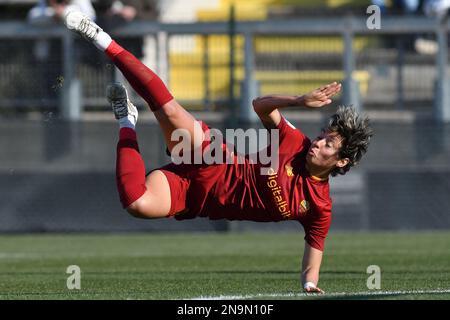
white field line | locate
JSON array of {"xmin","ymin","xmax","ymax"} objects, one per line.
[
  {"xmin": 0, "ymin": 253, "xmax": 39, "ymax": 259},
  {"xmin": 0, "ymin": 252, "xmax": 175, "ymax": 259},
  {"xmin": 192, "ymin": 289, "xmax": 450, "ymax": 300}
]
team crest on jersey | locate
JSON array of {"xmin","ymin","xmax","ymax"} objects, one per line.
[
  {"xmin": 285, "ymin": 165, "xmax": 294, "ymax": 177},
  {"xmin": 300, "ymin": 200, "xmax": 310, "ymax": 213}
]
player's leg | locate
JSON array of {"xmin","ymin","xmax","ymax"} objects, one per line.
[
  {"xmin": 153, "ymin": 101, "xmax": 205, "ymax": 153},
  {"xmin": 64, "ymin": 11, "xmax": 204, "ymax": 153},
  {"xmin": 117, "ymin": 140, "xmax": 171, "ymax": 218},
  {"xmin": 106, "ymin": 42, "xmax": 205, "ymax": 153},
  {"xmin": 109, "ymin": 83, "xmax": 172, "ymax": 218}
]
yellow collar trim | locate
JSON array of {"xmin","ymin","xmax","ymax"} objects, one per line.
[{"xmin": 310, "ymin": 175, "xmax": 328, "ymax": 182}]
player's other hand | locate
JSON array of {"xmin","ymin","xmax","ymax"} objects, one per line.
[
  {"xmin": 301, "ymin": 82, "xmax": 342, "ymax": 108},
  {"xmin": 303, "ymin": 286, "xmax": 325, "ymax": 294}
]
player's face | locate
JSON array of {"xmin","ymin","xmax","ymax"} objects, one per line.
[{"xmin": 306, "ymin": 131, "xmax": 348, "ymax": 172}]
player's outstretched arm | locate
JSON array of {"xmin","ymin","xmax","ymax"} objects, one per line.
[
  {"xmin": 301, "ymin": 242, "xmax": 325, "ymax": 294},
  {"xmin": 301, "ymin": 81, "xmax": 342, "ymax": 108},
  {"xmin": 252, "ymin": 82, "xmax": 341, "ymax": 129}
]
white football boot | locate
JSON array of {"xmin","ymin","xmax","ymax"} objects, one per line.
[
  {"xmin": 107, "ymin": 83, "xmax": 138, "ymax": 123},
  {"xmin": 64, "ymin": 11, "xmax": 103, "ymax": 42}
]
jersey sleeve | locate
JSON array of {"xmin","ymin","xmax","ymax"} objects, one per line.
[
  {"xmin": 302, "ymin": 206, "xmax": 332, "ymax": 252},
  {"xmin": 275, "ymin": 115, "xmax": 309, "ymax": 154}
]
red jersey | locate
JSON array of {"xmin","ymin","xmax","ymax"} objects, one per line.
[{"xmin": 165, "ymin": 116, "xmax": 332, "ymax": 251}]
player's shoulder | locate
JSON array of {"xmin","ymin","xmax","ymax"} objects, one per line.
[
  {"xmin": 281, "ymin": 116, "xmax": 297, "ymax": 130},
  {"xmin": 277, "ymin": 116, "xmax": 311, "ymax": 153}
]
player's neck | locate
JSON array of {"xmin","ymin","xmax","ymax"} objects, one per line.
[{"xmin": 305, "ymin": 162, "xmax": 329, "ymax": 181}]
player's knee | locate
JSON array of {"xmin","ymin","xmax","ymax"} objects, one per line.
[
  {"xmin": 125, "ymin": 199, "xmax": 148, "ymax": 219},
  {"xmin": 126, "ymin": 206, "xmax": 146, "ymax": 219},
  {"xmin": 125, "ymin": 197, "xmax": 163, "ymax": 219}
]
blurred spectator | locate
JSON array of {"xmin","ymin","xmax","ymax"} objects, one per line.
[
  {"xmin": 372, "ymin": 0, "xmax": 421, "ymax": 52},
  {"xmin": 27, "ymin": 1, "xmax": 97, "ymax": 103},
  {"xmin": 371, "ymin": 0, "xmax": 388, "ymax": 13},
  {"xmin": 396, "ymin": 0, "xmax": 421, "ymax": 13},
  {"xmin": 372, "ymin": 0, "xmax": 450, "ymax": 54},
  {"xmin": 27, "ymin": 0, "xmax": 96, "ymax": 61},
  {"xmin": 95, "ymin": 0, "xmax": 158, "ymax": 24},
  {"xmin": 415, "ymin": 0, "xmax": 450, "ymax": 54},
  {"xmin": 95, "ymin": 1, "xmax": 159, "ymax": 59},
  {"xmin": 28, "ymin": 0, "xmax": 96, "ymax": 26},
  {"xmin": 423, "ymin": 0, "xmax": 450, "ymax": 17},
  {"xmin": 371, "ymin": 0, "xmax": 420, "ymax": 14}
]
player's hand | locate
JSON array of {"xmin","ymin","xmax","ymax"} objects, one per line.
[
  {"xmin": 303, "ymin": 286, "xmax": 325, "ymax": 294},
  {"xmin": 301, "ymin": 82, "xmax": 342, "ymax": 108}
]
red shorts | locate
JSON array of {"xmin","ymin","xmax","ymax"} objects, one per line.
[{"xmin": 147, "ymin": 121, "xmax": 228, "ymax": 217}]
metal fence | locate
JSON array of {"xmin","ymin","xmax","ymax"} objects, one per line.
[
  {"xmin": 1, "ymin": 16, "xmax": 450, "ymax": 122},
  {"xmin": 1, "ymin": 117, "xmax": 450, "ymax": 233},
  {"xmin": 1, "ymin": 16, "xmax": 450, "ymax": 233}
]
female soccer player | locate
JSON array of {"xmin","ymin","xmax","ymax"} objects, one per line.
[{"xmin": 64, "ymin": 11, "xmax": 373, "ymax": 294}]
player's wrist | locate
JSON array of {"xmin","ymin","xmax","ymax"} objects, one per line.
[
  {"xmin": 303, "ymin": 281, "xmax": 316, "ymax": 289},
  {"xmin": 295, "ymin": 95, "xmax": 306, "ymax": 107}
]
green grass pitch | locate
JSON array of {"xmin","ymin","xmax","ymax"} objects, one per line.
[{"xmin": 0, "ymin": 232, "xmax": 449, "ymax": 300}]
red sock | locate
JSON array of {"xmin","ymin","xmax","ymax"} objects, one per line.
[
  {"xmin": 116, "ymin": 128, "xmax": 147, "ymax": 208},
  {"xmin": 105, "ymin": 41, "xmax": 173, "ymax": 112}
]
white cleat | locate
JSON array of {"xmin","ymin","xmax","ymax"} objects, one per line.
[
  {"xmin": 107, "ymin": 83, "xmax": 138, "ymax": 122},
  {"xmin": 64, "ymin": 11, "xmax": 102, "ymax": 41}
]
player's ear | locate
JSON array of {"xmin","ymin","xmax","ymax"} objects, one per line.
[{"xmin": 336, "ymin": 157, "xmax": 349, "ymax": 168}]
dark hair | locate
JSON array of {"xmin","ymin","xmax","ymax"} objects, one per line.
[{"xmin": 324, "ymin": 106, "xmax": 373, "ymax": 177}]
